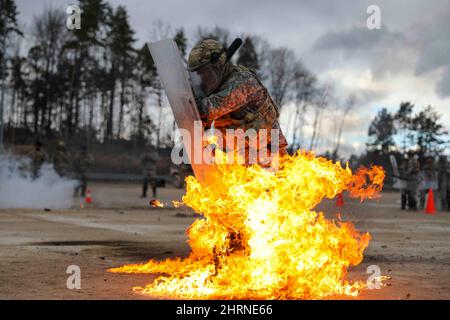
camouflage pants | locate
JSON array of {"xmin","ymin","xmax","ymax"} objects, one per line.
[
  {"xmin": 74, "ymin": 175, "xmax": 88, "ymax": 197},
  {"xmin": 440, "ymin": 187, "xmax": 449, "ymax": 211},
  {"xmin": 142, "ymin": 176, "xmax": 157, "ymax": 198}
]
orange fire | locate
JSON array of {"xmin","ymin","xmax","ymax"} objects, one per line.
[
  {"xmin": 149, "ymin": 199, "xmax": 164, "ymax": 208},
  {"xmin": 109, "ymin": 151, "xmax": 384, "ymax": 299}
]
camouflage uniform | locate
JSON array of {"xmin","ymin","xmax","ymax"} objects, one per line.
[
  {"xmin": 406, "ymin": 157, "xmax": 420, "ymax": 210},
  {"xmin": 53, "ymin": 141, "xmax": 70, "ymax": 177},
  {"xmin": 188, "ymin": 39, "xmax": 288, "ymax": 166},
  {"xmin": 400, "ymin": 157, "xmax": 408, "ymax": 210},
  {"xmin": 419, "ymin": 157, "xmax": 437, "ymax": 209},
  {"xmin": 28, "ymin": 143, "xmax": 47, "ymax": 179},
  {"xmin": 438, "ymin": 156, "xmax": 449, "ymax": 211},
  {"xmin": 141, "ymin": 150, "xmax": 158, "ymax": 198},
  {"xmin": 188, "ymin": 39, "xmax": 289, "ymax": 256},
  {"xmin": 74, "ymin": 147, "xmax": 94, "ymax": 197}
]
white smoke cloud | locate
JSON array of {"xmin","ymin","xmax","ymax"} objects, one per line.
[{"xmin": 0, "ymin": 155, "xmax": 78, "ymax": 209}]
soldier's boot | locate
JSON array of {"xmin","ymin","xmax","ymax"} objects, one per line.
[
  {"xmin": 419, "ymin": 191, "xmax": 426, "ymax": 210},
  {"xmin": 401, "ymin": 192, "xmax": 407, "ymax": 210},
  {"xmin": 446, "ymin": 191, "xmax": 450, "ymax": 211},
  {"xmin": 441, "ymin": 198, "xmax": 446, "ymax": 212},
  {"xmin": 408, "ymin": 192, "xmax": 417, "ymax": 210},
  {"xmin": 81, "ymin": 178, "xmax": 88, "ymax": 198}
]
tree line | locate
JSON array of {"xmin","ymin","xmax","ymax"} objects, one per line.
[
  {"xmin": 0, "ymin": 0, "xmax": 355, "ymax": 156},
  {"xmin": 1, "ymin": 0, "xmax": 448, "ymax": 168},
  {"xmin": 350, "ymin": 102, "xmax": 449, "ymax": 177}
]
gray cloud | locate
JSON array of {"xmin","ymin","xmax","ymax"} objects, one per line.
[
  {"xmin": 411, "ymin": 5, "xmax": 450, "ymax": 98},
  {"xmin": 415, "ymin": 41, "xmax": 450, "ymax": 75},
  {"xmin": 313, "ymin": 26, "xmax": 406, "ymax": 52},
  {"xmin": 311, "ymin": 26, "xmax": 414, "ymax": 79},
  {"xmin": 352, "ymin": 88, "xmax": 388, "ymax": 106},
  {"xmin": 308, "ymin": 1, "xmax": 450, "ymax": 98},
  {"xmin": 437, "ymin": 67, "xmax": 450, "ymax": 98}
]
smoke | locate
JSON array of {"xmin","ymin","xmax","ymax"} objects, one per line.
[{"xmin": 0, "ymin": 155, "xmax": 78, "ymax": 209}]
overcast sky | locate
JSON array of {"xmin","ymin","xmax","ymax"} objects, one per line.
[{"xmin": 16, "ymin": 0, "xmax": 450, "ymax": 156}]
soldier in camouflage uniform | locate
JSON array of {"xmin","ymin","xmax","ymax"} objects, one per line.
[
  {"xmin": 419, "ymin": 156, "xmax": 437, "ymax": 209},
  {"xmin": 188, "ymin": 39, "xmax": 288, "ymax": 256},
  {"xmin": 53, "ymin": 140, "xmax": 70, "ymax": 177},
  {"xmin": 438, "ymin": 156, "xmax": 449, "ymax": 211},
  {"xmin": 188, "ymin": 39, "xmax": 288, "ymax": 166},
  {"xmin": 28, "ymin": 141, "xmax": 47, "ymax": 179},
  {"xmin": 400, "ymin": 155, "xmax": 408, "ymax": 210},
  {"xmin": 140, "ymin": 149, "xmax": 158, "ymax": 198},
  {"xmin": 406, "ymin": 155, "xmax": 420, "ymax": 210},
  {"xmin": 74, "ymin": 146, "xmax": 94, "ymax": 197}
]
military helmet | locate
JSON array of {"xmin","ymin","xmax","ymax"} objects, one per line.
[
  {"xmin": 188, "ymin": 39, "xmax": 227, "ymax": 72},
  {"xmin": 188, "ymin": 39, "xmax": 229, "ymax": 97}
]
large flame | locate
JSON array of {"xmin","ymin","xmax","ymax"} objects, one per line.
[{"xmin": 109, "ymin": 151, "xmax": 384, "ymax": 299}]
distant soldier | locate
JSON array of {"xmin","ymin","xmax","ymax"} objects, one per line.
[
  {"xmin": 406, "ymin": 155, "xmax": 420, "ymax": 210},
  {"xmin": 53, "ymin": 140, "xmax": 70, "ymax": 177},
  {"xmin": 74, "ymin": 146, "xmax": 94, "ymax": 197},
  {"xmin": 419, "ymin": 156, "xmax": 438, "ymax": 209},
  {"xmin": 399, "ymin": 155, "xmax": 409, "ymax": 210},
  {"xmin": 28, "ymin": 141, "xmax": 47, "ymax": 179},
  {"xmin": 438, "ymin": 156, "xmax": 449, "ymax": 211},
  {"xmin": 140, "ymin": 149, "xmax": 158, "ymax": 198}
]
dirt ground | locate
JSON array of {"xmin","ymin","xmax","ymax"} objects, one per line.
[{"xmin": 0, "ymin": 182, "xmax": 449, "ymax": 300}]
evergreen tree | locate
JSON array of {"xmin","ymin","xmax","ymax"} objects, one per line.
[
  {"xmin": 174, "ymin": 28, "xmax": 187, "ymax": 58},
  {"xmin": 412, "ymin": 105, "xmax": 448, "ymax": 159},
  {"xmin": 394, "ymin": 101, "xmax": 415, "ymax": 153},
  {"xmin": 0, "ymin": 0, "xmax": 22, "ymax": 65},
  {"xmin": 367, "ymin": 108, "xmax": 396, "ymax": 154}
]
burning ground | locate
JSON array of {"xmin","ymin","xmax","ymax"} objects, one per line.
[
  {"xmin": 0, "ymin": 182, "xmax": 449, "ymax": 299},
  {"xmin": 108, "ymin": 152, "xmax": 385, "ymax": 299}
]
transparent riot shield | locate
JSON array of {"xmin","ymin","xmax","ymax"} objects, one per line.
[{"xmin": 148, "ymin": 39, "xmax": 215, "ymax": 184}]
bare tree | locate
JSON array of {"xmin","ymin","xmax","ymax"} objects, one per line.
[
  {"xmin": 29, "ymin": 6, "xmax": 67, "ymax": 135},
  {"xmin": 149, "ymin": 20, "xmax": 172, "ymax": 42},
  {"xmin": 247, "ymin": 35, "xmax": 271, "ymax": 80},
  {"xmin": 332, "ymin": 94, "xmax": 357, "ymax": 159},
  {"xmin": 288, "ymin": 63, "xmax": 316, "ymax": 150},
  {"xmin": 265, "ymin": 47, "xmax": 297, "ymax": 109},
  {"xmin": 309, "ymin": 84, "xmax": 330, "ymax": 151},
  {"xmin": 195, "ymin": 26, "xmax": 230, "ymax": 47}
]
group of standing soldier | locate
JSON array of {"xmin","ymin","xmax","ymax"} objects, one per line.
[
  {"xmin": 28, "ymin": 140, "xmax": 163, "ymax": 200},
  {"xmin": 400, "ymin": 154, "xmax": 449, "ymax": 211},
  {"xmin": 28, "ymin": 141, "xmax": 93, "ymax": 197}
]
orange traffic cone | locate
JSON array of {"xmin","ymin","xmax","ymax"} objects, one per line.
[
  {"xmin": 425, "ymin": 188, "xmax": 435, "ymax": 215},
  {"xmin": 85, "ymin": 189, "xmax": 92, "ymax": 204},
  {"xmin": 336, "ymin": 192, "xmax": 344, "ymax": 207}
]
